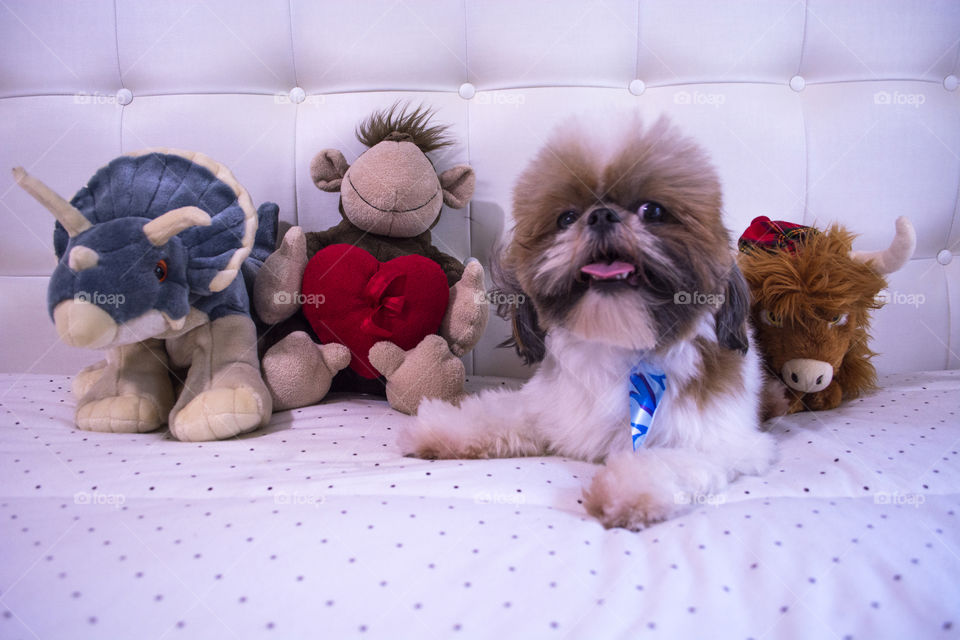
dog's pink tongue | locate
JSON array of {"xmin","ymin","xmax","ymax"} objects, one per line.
[{"xmin": 580, "ymin": 261, "xmax": 635, "ymax": 279}]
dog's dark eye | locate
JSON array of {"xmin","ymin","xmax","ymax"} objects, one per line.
[
  {"xmin": 154, "ymin": 259, "xmax": 168, "ymax": 282},
  {"xmin": 557, "ymin": 210, "xmax": 580, "ymax": 229},
  {"xmin": 638, "ymin": 202, "xmax": 667, "ymax": 222}
]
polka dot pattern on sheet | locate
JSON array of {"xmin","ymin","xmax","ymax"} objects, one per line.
[{"xmin": 0, "ymin": 372, "xmax": 957, "ymax": 639}]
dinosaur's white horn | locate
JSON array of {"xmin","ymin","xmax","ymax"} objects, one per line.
[
  {"xmin": 68, "ymin": 246, "xmax": 99, "ymax": 271},
  {"xmin": 850, "ymin": 216, "xmax": 916, "ymax": 275},
  {"xmin": 12, "ymin": 167, "xmax": 92, "ymax": 237},
  {"xmin": 142, "ymin": 206, "xmax": 212, "ymax": 246}
]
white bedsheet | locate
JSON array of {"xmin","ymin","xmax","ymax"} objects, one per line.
[{"xmin": 0, "ymin": 371, "xmax": 958, "ymax": 639}]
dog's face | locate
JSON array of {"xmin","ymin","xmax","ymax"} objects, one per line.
[{"xmin": 501, "ymin": 116, "xmax": 748, "ymax": 359}]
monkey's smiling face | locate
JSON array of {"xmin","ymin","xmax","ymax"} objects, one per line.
[
  {"xmin": 504, "ymin": 117, "xmax": 738, "ymax": 353},
  {"xmin": 341, "ymin": 140, "xmax": 443, "ymax": 238}
]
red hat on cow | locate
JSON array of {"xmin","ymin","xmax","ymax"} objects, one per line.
[{"xmin": 738, "ymin": 216, "xmax": 819, "ymax": 254}]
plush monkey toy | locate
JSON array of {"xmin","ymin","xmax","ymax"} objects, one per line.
[{"xmin": 254, "ymin": 103, "xmax": 488, "ymax": 414}]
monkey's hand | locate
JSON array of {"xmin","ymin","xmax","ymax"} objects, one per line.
[
  {"xmin": 253, "ymin": 226, "xmax": 308, "ymax": 324},
  {"xmin": 438, "ymin": 260, "xmax": 489, "ymax": 357}
]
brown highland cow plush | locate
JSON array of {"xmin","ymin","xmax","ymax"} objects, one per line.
[{"xmin": 737, "ymin": 216, "xmax": 915, "ymax": 415}]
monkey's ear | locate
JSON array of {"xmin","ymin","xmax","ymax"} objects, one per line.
[
  {"xmin": 310, "ymin": 149, "xmax": 350, "ymax": 192},
  {"xmin": 439, "ymin": 165, "xmax": 475, "ymax": 209}
]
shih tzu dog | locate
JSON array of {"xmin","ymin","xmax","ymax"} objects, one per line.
[{"xmin": 399, "ymin": 115, "xmax": 776, "ymax": 530}]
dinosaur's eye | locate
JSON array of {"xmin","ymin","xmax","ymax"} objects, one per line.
[
  {"xmin": 828, "ymin": 313, "xmax": 848, "ymax": 327},
  {"xmin": 557, "ymin": 210, "xmax": 580, "ymax": 229},
  {"xmin": 761, "ymin": 309, "xmax": 783, "ymax": 328},
  {"xmin": 154, "ymin": 259, "xmax": 168, "ymax": 282}
]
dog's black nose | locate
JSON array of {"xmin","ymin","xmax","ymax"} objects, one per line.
[{"xmin": 587, "ymin": 208, "xmax": 620, "ymax": 232}]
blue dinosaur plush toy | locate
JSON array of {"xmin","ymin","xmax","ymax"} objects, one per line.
[{"xmin": 13, "ymin": 149, "xmax": 277, "ymax": 441}]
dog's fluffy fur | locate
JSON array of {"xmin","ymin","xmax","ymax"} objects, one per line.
[{"xmin": 400, "ymin": 115, "xmax": 775, "ymax": 530}]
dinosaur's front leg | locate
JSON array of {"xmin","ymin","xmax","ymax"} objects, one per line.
[
  {"xmin": 166, "ymin": 314, "xmax": 272, "ymax": 441},
  {"xmin": 74, "ymin": 339, "xmax": 174, "ymax": 433}
]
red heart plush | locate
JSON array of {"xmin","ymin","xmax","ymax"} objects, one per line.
[{"xmin": 301, "ymin": 244, "xmax": 450, "ymax": 379}]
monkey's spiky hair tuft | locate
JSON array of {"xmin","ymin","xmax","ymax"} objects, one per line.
[{"xmin": 356, "ymin": 102, "xmax": 453, "ymax": 153}]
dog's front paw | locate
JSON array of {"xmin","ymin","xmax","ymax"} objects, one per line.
[
  {"xmin": 761, "ymin": 377, "xmax": 792, "ymax": 421},
  {"xmin": 398, "ymin": 398, "xmax": 489, "ymax": 460},
  {"xmin": 582, "ymin": 470, "xmax": 677, "ymax": 531},
  {"xmin": 398, "ymin": 428, "xmax": 444, "ymax": 460},
  {"xmin": 581, "ymin": 452, "xmax": 689, "ymax": 530},
  {"xmin": 731, "ymin": 430, "xmax": 777, "ymax": 477}
]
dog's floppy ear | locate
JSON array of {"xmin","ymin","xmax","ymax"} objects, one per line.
[
  {"xmin": 489, "ymin": 246, "xmax": 546, "ymax": 365},
  {"xmin": 715, "ymin": 263, "xmax": 750, "ymax": 354},
  {"xmin": 503, "ymin": 296, "xmax": 546, "ymax": 365}
]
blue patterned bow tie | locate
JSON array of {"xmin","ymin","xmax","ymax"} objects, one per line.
[{"xmin": 629, "ymin": 363, "xmax": 667, "ymax": 451}]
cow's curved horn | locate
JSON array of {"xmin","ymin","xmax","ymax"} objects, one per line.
[
  {"xmin": 143, "ymin": 206, "xmax": 212, "ymax": 246},
  {"xmin": 850, "ymin": 216, "xmax": 916, "ymax": 275},
  {"xmin": 12, "ymin": 167, "xmax": 92, "ymax": 237}
]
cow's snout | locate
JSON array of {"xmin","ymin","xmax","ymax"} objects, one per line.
[{"xmin": 781, "ymin": 358, "xmax": 833, "ymax": 394}]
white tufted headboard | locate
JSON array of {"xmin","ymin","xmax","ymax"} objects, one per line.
[{"xmin": 1, "ymin": 0, "xmax": 958, "ymax": 378}]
